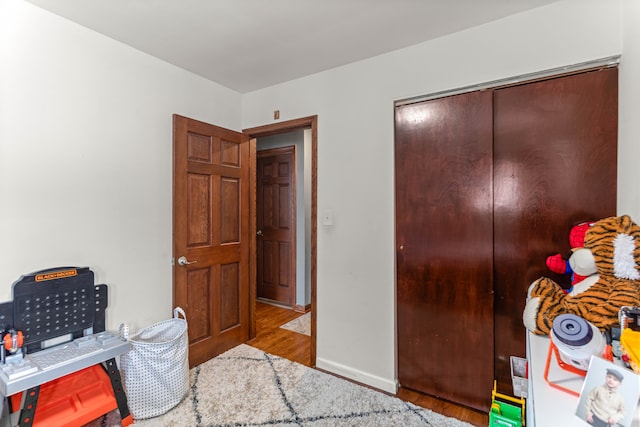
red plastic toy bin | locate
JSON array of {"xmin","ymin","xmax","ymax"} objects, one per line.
[{"xmin": 10, "ymin": 365, "xmax": 118, "ymax": 427}]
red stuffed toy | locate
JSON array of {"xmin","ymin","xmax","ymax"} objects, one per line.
[{"xmin": 546, "ymin": 221, "xmax": 595, "ymax": 288}]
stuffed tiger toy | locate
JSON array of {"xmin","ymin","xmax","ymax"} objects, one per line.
[{"xmin": 523, "ymin": 215, "xmax": 640, "ymax": 335}]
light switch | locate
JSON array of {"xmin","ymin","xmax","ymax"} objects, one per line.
[{"xmin": 323, "ymin": 209, "xmax": 333, "ymax": 226}]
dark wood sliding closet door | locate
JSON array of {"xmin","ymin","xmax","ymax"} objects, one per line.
[
  {"xmin": 396, "ymin": 67, "xmax": 617, "ymax": 411},
  {"xmin": 493, "ymin": 68, "xmax": 618, "ymax": 388},
  {"xmin": 396, "ymin": 90, "xmax": 495, "ymax": 411}
]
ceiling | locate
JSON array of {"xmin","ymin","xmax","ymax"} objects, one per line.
[{"xmin": 26, "ymin": 0, "xmax": 560, "ymax": 93}]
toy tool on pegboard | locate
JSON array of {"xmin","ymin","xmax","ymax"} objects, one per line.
[{"xmin": 1, "ymin": 329, "xmax": 24, "ymax": 365}]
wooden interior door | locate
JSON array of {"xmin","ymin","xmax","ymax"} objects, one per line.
[
  {"xmin": 256, "ymin": 146, "xmax": 296, "ymax": 306},
  {"xmin": 395, "ymin": 90, "xmax": 495, "ymax": 411},
  {"xmin": 173, "ymin": 114, "xmax": 250, "ymax": 367},
  {"xmin": 492, "ymin": 68, "xmax": 618, "ymax": 389}
]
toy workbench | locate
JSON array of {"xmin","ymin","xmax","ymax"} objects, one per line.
[{"xmin": 0, "ymin": 267, "xmax": 132, "ymax": 427}]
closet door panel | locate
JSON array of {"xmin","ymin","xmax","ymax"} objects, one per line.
[
  {"xmin": 395, "ymin": 90, "xmax": 494, "ymax": 411},
  {"xmin": 492, "ymin": 68, "xmax": 618, "ymax": 388}
]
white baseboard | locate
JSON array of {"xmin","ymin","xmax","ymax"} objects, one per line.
[{"xmin": 315, "ymin": 357, "xmax": 398, "ymax": 394}]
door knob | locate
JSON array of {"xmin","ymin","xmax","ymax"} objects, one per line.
[
  {"xmin": 257, "ymin": 230, "xmax": 263, "ymax": 236},
  {"xmin": 177, "ymin": 256, "xmax": 197, "ymax": 266}
]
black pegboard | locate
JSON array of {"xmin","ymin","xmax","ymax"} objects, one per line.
[
  {"xmin": 5, "ymin": 267, "xmax": 107, "ymax": 354},
  {"xmin": 0, "ymin": 301, "xmax": 13, "ymax": 333},
  {"xmin": 93, "ymin": 284, "xmax": 108, "ymax": 334}
]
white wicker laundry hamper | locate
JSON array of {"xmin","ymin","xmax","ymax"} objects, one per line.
[{"xmin": 120, "ymin": 307, "xmax": 189, "ymax": 420}]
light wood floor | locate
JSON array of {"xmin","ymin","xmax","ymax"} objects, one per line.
[{"xmin": 246, "ymin": 301, "xmax": 488, "ymax": 427}]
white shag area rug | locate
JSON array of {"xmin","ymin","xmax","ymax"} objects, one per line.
[
  {"xmin": 85, "ymin": 344, "xmax": 474, "ymax": 427},
  {"xmin": 279, "ymin": 312, "xmax": 311, "ymax": 336}
]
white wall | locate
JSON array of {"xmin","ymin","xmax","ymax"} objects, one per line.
[
  {"xmin": 0, "ymin": 0, "xmax": 242, "ymax": 330},
  {"xmin": 1, "ymin": 0, "xmax": 634, "ymax": 397},
  {"xmin": 619, "ymin": 0, "xmax": 640, "ymax": 217},
  {"xmin": 242, "ymin": 0, "xmax": 625, "ymax": 392}
]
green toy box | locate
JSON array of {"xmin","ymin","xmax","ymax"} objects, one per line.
[{"xmin": 489, "ymin": 381, "xmax": 525, "ymax": 427}]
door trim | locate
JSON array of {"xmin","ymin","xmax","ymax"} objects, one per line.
[
  {"xmin": 244, "ymin": 115, "xmax": 317, "ymax": 367},
  {"xmin": 396, "ymin": 55, "xmax": 619, "ymax": 106}
]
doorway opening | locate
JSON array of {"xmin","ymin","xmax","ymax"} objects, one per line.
[
  {"xmin": 256, "ymin": 143, "xmax": 299, "ymax": 309},
  {"xmin": 244, "ymin": 116, "xmax": 317, "ymax": 367}
]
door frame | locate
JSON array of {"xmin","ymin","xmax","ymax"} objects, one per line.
[{"xmin": 244, "ymin": 115, "xmax": 317, "ymax": 367}]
